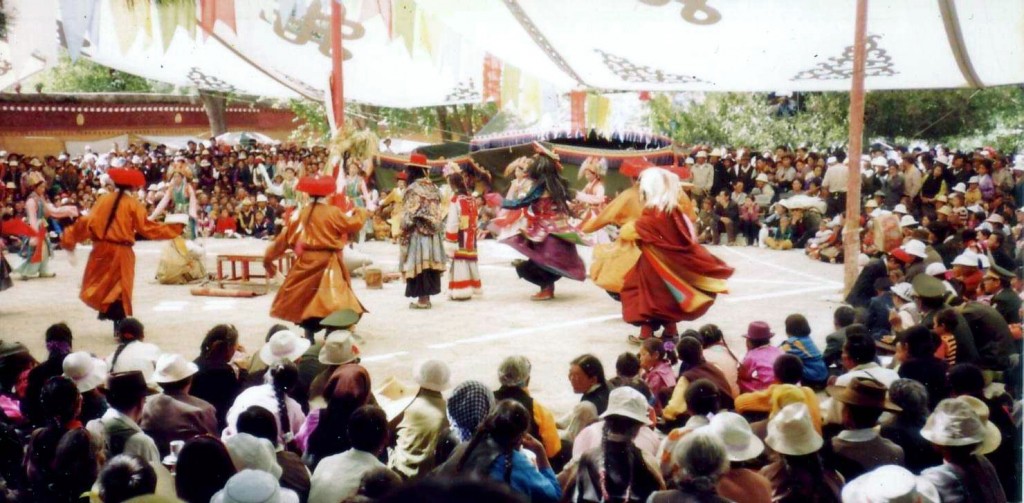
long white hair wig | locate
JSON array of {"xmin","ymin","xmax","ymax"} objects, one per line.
[
  {"xmin": 639, "ymin": 167, "xmax": 681, "ymax": 212},
  {"xmin": 577, "ymin": 156, "xmax": 609, "ymax": 179}
]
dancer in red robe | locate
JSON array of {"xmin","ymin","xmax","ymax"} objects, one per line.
[{"xmin": 621, "ymin": 167, "xmax": 734, "ymax": 343}]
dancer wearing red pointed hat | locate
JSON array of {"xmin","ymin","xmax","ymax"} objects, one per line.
[
  {"xmin": 263, "ymin": 174, "xmax": 369, "ymax": 342},
  {"xmin": 61, "ymin": 167, "xmax": 184, "ymax": 334},
  {"xmin": 500, "ymin": 143, "xmax": 587, "ymax": 301},
  {"xmin": 400, "ymin": 153, "xmax": 447, "ymax": 309},
  {"xmin": 619, "ymin": 167, "xmax": 734, "ymax": 344}
]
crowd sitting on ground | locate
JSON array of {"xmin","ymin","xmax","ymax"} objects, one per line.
[{"xmin": 0, "ymin": 240, "xmax": 1021, "ymax": 503}]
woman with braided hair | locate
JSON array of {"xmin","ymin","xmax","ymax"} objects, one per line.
[
  {"xmin": 573, "ymin": 386, "xmax": 664, "ymax": 503},
  {"xmin": 61, "ymin": 167, "xmax": 183, "ymax": 335},
  {"xmin": 500, "ymin": 143, "xmax": 588, "ymax": 301},
  {"xmin": 263, "ymin": 174, "xmax": 368, "ymax": 342},
  {"xmin": 439, "ymin": 399, "xmax": 562, "ymax": 502},
  {"xmin": 223, "ymin": 359, "xmax": 305, "ymax": 449}
]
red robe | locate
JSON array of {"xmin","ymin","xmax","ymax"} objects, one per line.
[{"xmin": 622, "ymin": 207, "xmax": 734, "ymax": 323}]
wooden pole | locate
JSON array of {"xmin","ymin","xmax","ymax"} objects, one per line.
[
  {"xmin": 330, "ymin": 0, "xmax": 345, "ymax": 130},
  {"xmin": 843, "ymin": 0, "xmax": 868, "ymax": 294}
]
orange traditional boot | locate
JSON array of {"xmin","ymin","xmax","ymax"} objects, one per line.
[{"xmin": 530, "ymin": 285, "xmax": 554, "ymax": 301}]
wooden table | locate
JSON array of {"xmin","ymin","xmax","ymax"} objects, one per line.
[{"xmin": 215, "ymin": 252, "xmax": 294, "ymax": 293}]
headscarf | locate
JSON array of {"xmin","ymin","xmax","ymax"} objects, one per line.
[{"xmin": 446, "ymin": 380, "xmax": 494, "ymax": 441}]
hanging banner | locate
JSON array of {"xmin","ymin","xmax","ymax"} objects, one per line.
[
  {"xmin": 200, "ymin": 0, "xmax": 236, "ymax": 38},
  {"xmin": 392, "ymin": 0, "xmax": 416, "ymax": 54},
  {"xmin": 570, "ymin": 90, "xmax": 586, "ymax": 131},
  {"xmin": 59, "ymin": 0, "xmax": 95, "ymax": 61},
  {"xmin": 161, "ymin": 0, "xmax": 197, "ymax": 51},
  {"xmin": 482, "ymin": 53, "xmax": 502, "ymax": 105},
  {"xmin": 109, "ymin": 0, "xmax": 153, "ymax": 54}
]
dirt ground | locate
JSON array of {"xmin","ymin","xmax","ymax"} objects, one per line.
[{"xmin": 1, "ymin": 238, "xmax": 845, "ymax": 416}]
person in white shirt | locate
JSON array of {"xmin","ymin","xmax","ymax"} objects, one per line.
[
  {"xmin": 309, "ymin": 405, "xmax": 393, "ymax": 503},
  {"xmin": 223, "ymin": 361, "xmax": 306, "ymax": 448},
  {"xmin": 106, "ymin": 318, "xmax": 160, "ymax": 385},
  {"xmin": 690, "ymin": 151, "xmax": 714, "ymax": 200},
  {"xmin": 903, "ymin": 156, "xmax": 924, "ymax": 199},
  {"xmin": 823, "ymin": 331, "xmax": 900, "ymax": 424}
]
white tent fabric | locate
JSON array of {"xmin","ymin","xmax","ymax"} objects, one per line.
[
  {"xmin": 412, "ymin": 0, "xmax": 1024, "ymax": 92},
  {"xmin": 64, "ymin": 135, "xmax": 131, "ymax": 156}
]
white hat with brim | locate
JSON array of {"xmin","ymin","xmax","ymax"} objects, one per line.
[
  {"xmin": 925, "ymin": 262, "xmax": 948, "ymax": 276},
  {"xmin": 318, "ymin": 330, "xmax": 359, "ymax": 365},
  {"xmin": 414, "ymin": 359, "xmax": 451, "ymax": 392},
  {"xmin": 920, "ymin": 397, "xmax": 994, "ymax": 452},
  {"xmin": 600, "ymin": 387, "xmax": 652, "ymax": 426},
  {"xmin": 892, "ymin": 204, "xmax": 908, "ymax": 214},
  {"xmin": 890, "ymin": 282, "xmax": 914, "ymax": 302},
  {"xmin": 958, "ymin": 396, "xmax": 1002, "ymax": 455},
  {"xmin": 899, "ymin": 215, "xmax": 918, "ymax": 228},
  {"xmin": 224, "ymin": 435, "xmax": 283, "ymax": 480},
  {"xmin": 952, "ymin": 252, "xmax": 983, "ymax": 268},
  {"xmin": 765, "ymin": 403, "xmax": 822, "ymax": 456},
  {"xmin": 374, "ymin": 376, "xmax": 418, "ymax": 421},
  {"xmin": 152, "ymin": 353, "xmax": 199, "ymax": 384},
  {"xmin": 212, "ymin": 469, "xmax": 298, "ymax": 503},
  {"xmin": 952, "ymin": 183, "xmax": 967, "ymax": 194},
  {"xmin": 841, "ymin": 465, "xmax": 939, "ymax": 503},
  {"xmin": 985, "ymin": 214, "xmax": 1005, "ymax": 224},
  {"xmin": 900, "ymin": 239, "xmax": 927, "ymax": 258},
  {"xmin": 755, "ymin": 173, "xmax": 769, "ymax": 183},
  {"xmin": 709, "ymin": 412, "xmax": 764, "ymax": 462},
  {"xmin": 259, "ymin": 330, "xmax": 311, "ymax": 366},
  {"xmin": 968, "ymin": 176, "xmax": 979, "ymax": 184},
  {"xmin": 62, "ymin": 351, "xmax": 108, "ymax": 392}
]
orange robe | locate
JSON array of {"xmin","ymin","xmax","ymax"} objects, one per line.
[
  {"xmin": 585, "ymin": 187, "xmax": 697, "ymax": 293},
  {"xmin": 61, "ymin": 191, "xmax": 183, "ymax": 316},
  {"xmin": 265, "ymin": 203, "xmax": 368, "ymax": 324}
]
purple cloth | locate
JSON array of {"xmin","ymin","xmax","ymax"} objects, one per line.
[
  {"xmin": 738, "ymin": 345, "xmax": 784, "ymax": 393},
  {"xmin": 295, "ymin": 408, "xmax": 321, "ymax": 453},
  {"xmin": 502, "ymin": 234, "xmax": 586, "ymax": 281}
]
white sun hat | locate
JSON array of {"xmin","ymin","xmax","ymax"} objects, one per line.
[
  {"xmin": 900, "ymin": 240, "xmax": 927, "ymax": 258},
  {"xmin": 413, "ymin": 359, "xmax": 451, "ymax": 392},
  {"xmin": 62, "ymin": 351, "xmax": 108, "ymax": 392},
  {"xmin": 765, "ymin": 403, "xmax": 823, "ymax": 456},
  {"xmin": 600, "ymin": 386, "xmax": 652, "ymax": 426},
  {"xmin": 152, "ymin": 353, "xmax": 199, "ymax": 384},
  {"xmin": 708, "ymin": 411, "xmax": 764, "ymax": 462},
  {"xmin": 258, "ymin": 330, "xmax": 311, "ymax": 366},
  {"xmin": 841, "ymin": 465, "xmax": 939, "ymax": 503}
]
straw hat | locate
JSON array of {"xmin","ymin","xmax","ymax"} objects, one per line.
[
  {"xmin": 152, "ymin": 353, "xmax": 199, "ymax": 384},
  {"xmin": 841, "ymin": 465, "xmax": 939, "ymax": 503},
  {"xmin": 765, "ymin": 403, "xmax": 822, "ymax": 456},
  {"xmin": 212, "ymin": 470, "xmax": 298, "ymax": 503},
  {"xmin": 414, "ymin": 359, "xmax": 451, "ymax": 392},
  {"xmin": 318, "ymin": 330, "xmax": 360, "ymax": 365},
  {"xmin": 708, "ymin": 412, "xmax": 764, "ymax": 462},
  {"xmin": 374, "ymin": 376, "xmax": 419, "ymax": 421},
  {"xmin": 600, "ymin": 387, "xmax": 652, "ymax": 426},
  {"xmin": 62, "ymin": 351, "xmax": 108, "ymax": 392},
  {"xmin": 259, "ymin": 330, "xmax": 311, "ymax": 365},
  {"xmin": 826, "ymin": 376, "xmax": 902, "ymax": 412},
  {"xmin": 921, "ymin": 397, "xmax": 1000, "ymax": 454},
  {"xmin": 957, "ymin": 396, "xmax": 1002, "ymax": 455}
]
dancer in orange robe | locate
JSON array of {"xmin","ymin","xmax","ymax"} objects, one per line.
[
  {"xmin": 61, "ymin": 168, "xmax": 184, "ymax": 334},
  {"xmin": 264, "ymin": 174, "xmax": 369, "ymax": 342},
  {"xmin": 620, "ymin": 167, "xmax": 733, "ymax": 343}
]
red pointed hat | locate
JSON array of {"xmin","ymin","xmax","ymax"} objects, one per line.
[
  {"xmin": 107, "ymin": 168, "xmax": 147, "ymax": 188},
  {"xmin": 297, "ymin": 175, "xmax": 336, "ymax": 197},
  {"xmin": 619, "ymin": 158, "xmax": 654, "ymax": 178},
  {"xmin": 407, "ymin": 153, "xmax": 431, "ymax": 169},
  {"xmin": 396, "ymin": 171, "xmax": 408, "ymax": 181}
]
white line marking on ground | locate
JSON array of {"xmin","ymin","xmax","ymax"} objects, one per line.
[
  {"xmin": 361, "ymin": 351, "xmax": 409, "ymax": 362},
  {"xmin": 152, "ymin": 301, "xmax": 189, "ymax": 312},
  {"xmin": 727, "ymin": 278, "xmax": 819, "ymax": 286},
  {"xmin": 428, "ymin": 314, "xmax": 621, "ymax": 348},
  {"xmin": 716, "ymin": 246, "xmax": 842, "ymax": 285},
  {"xmin": 724, "ymin": 284, "xmax": 839, "ymax": 302}
]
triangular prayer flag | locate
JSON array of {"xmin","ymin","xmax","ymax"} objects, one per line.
[
  {"xmin": 392, "ymin": 0, "xmax": 416, "ymax": 55},
  {"xmin": 501, "ymin": 64, "xmax": 520, "ymax": 108},
  {"xmin": 59, "ymin": 0, "xmax": 94, "ymax": 62}
]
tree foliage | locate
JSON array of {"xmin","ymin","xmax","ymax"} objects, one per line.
[
  {"xmin": 649, "ymin": 86, "xmax": 1024, "ymax": 152},
  {"xmin": 33, "ymin": 54, "xmax": 172, "ymax": 93}
]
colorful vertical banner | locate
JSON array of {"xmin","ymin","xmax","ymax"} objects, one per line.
[
  {"xmin": 482, "ymin": 54, "xmax": 502, "ymax": 105},
  {"xmin": 570, "ymin": 90, "xmax": 586, "ymax": 131}
]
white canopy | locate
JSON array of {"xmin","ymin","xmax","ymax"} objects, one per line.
[{"xmin": 412, "ymin": 0, "xmax": 1024, "ymax": 92}]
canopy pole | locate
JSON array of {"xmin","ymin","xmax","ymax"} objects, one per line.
[
  {"xmin": 843, "ymin": 0, "xmax": 868, "ymax": 295},
  {"xmin": 330, "ymin": 0, "xmax": 345, "ymax": 131}
]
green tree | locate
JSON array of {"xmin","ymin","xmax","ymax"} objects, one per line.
[{"xmin": 34, "ymin": 54, "xmax": 171, "ymax": 93}]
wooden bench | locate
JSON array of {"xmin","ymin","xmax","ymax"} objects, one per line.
[{"xmin": 215, "ymin": 252, "xmax": 294, "ymax": 293}]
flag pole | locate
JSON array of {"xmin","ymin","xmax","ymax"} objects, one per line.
[
  {"xmin": 331, "ymin": 0, "xmax": 346, "ymax": 131},
  {"xmin": 843, "ymin": 0, "xmax": 868, "ymax": 294}
]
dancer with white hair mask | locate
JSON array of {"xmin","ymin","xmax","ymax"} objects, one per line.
[{"xmin": 619, "ymin": 167, "xmax": 734, "ymax": 345}]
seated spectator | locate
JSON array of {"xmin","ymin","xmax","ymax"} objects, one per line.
[
  {"xmin": 825, "ymin": 376, "xmax": 905, "ymax": 480},
  {"xmin": 822, "ymin": 306, "xmax": 856, "ymax": 369},
  {"xmin": 224, "ymin": 361, "xmax": 306, "ymax": 449},
  {"xmin": 573, "ymin": 387, "xmax": 665, "ymax": 502},
  {"xmin": 435, "ymin": 380, "xmax": 494, "ymax": 466},
  {"xmin": 894, "ymin": 326, "xmax": 948, "ymax": 409},
  {"xmin": 62, "ymin": 351, "xmax": 109, "ymax": 423},
  {"xmin": 192, "ymin": 324, "xmax": 246, "ymax": 431},
  {"xmin": 214, "ymin": 208, "xmax": 238, "ymax": 237},
  {"xmin": 310, "ymin": 405, "xmax": 391, "ymax": 503},
  {"xmin": 493, "ymin": 356, "xmax": 562, "ymax": 460},
  {"xmin": 779, "ymin": 314, "xmax": 828, "ymax": 388},
  {"xmin": 663, "ymin": 338, "xmax": 736, "ymax": 421},
  {"xmin": 649, "ymin": 429, "xmax": 730, "ymax": 503},
  {"xmin": 707, "ymin": 412, "xmax": 772, "ymax": 503},
  {"xmin": 301, "ymin": 364, "xmax": 372, "ymax": 467},
  {"xmin": 175, "ymin": 435, "xmax": 237, "ymax": 503},
  {"xmin": 639, "ymin": 339, "xmax": 677, "ymax": 410},
  {"xmin": 760, "ymin": 403, "xmax": 843, "ymax": 503},
  {"xmin": 608, "ymin": 352, "xmax": 652, "ymax": 401},
  {"xmin": 237, "ymin": 406, "xmax": 311, "ymax": 501},
  {"xmin": 352, "ymin": 467, "xmax": 403, "ymax": 501},
  {"xmin": 213, "ymin": 469, "xmax": 301, "ymax": 503},
  {"xmin": 832, "ymin": 330, "xmax": 900, "ymax": 387},
  {"xmin": 438, "ymin": 400, "xmax": 562, "ymax": 502},
  {"xmin": 253, "ymin": 211, "xmax": 274, "ymax": 239},
  {"xmin": 698, "ymin": 324, "xmax": 741, "ymax": 397},
  {"xmin": 98, "ymin": 455, "xmax": 158, "ymax": 503},
  {"xmin": 657, "ymin": 379, "xmax": 722, "ymax": 478},
  {"xmin": 568, "ymin": 354, "xmax": 611, "ymax": 414},
  {"xmin": 24, "ymin": 376, "xmax": 81, "ymax": 501},
  {"xmin": 87, "ymin": 371, "xmax": 161, "ymax": 464},
  {"xmin": 920, "ymin": 398, "xmax": 1007, "ymax": 503},
  {"xmin": 864, "ymin": 279, "xmax": 895, "ymax": 339},
  {"xmin": 141, "ymin": 353, "xmax": 218, "ymax": 457},
  {"xmin": 887, "ymin": 282, "xmax": 921, "ymax": 332},
  {"xmin": 841, "ymin": 465, "xmax": 939, "ymax": 503},
  {"xmin": 51, "ymin": 428, "xmax": 103, "ymax": 503},
  {"xmin": 106, "ymin": 318, "xmax": 160, "ymax": 385},
  {"xmin": 737, "ymin": 321, "xmax": 783, "ymax": 393},
  {"xmin": 389, "ymin": 359, "xmax": 450, "ymax": 480},
  {"xmin": 21, "ymin": 322, "xmax": 73, "ymax": 427},
  {"xmin": 959, "ymin": 301, "xmax": 1014, "ymax": 371},
  {"xmin": 880, "ymin": 379, "xmax": 942, "ymax": 474},
  {"xmin": 735, "ymin": 354, "xmax": 822, "ymax": 433}
]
